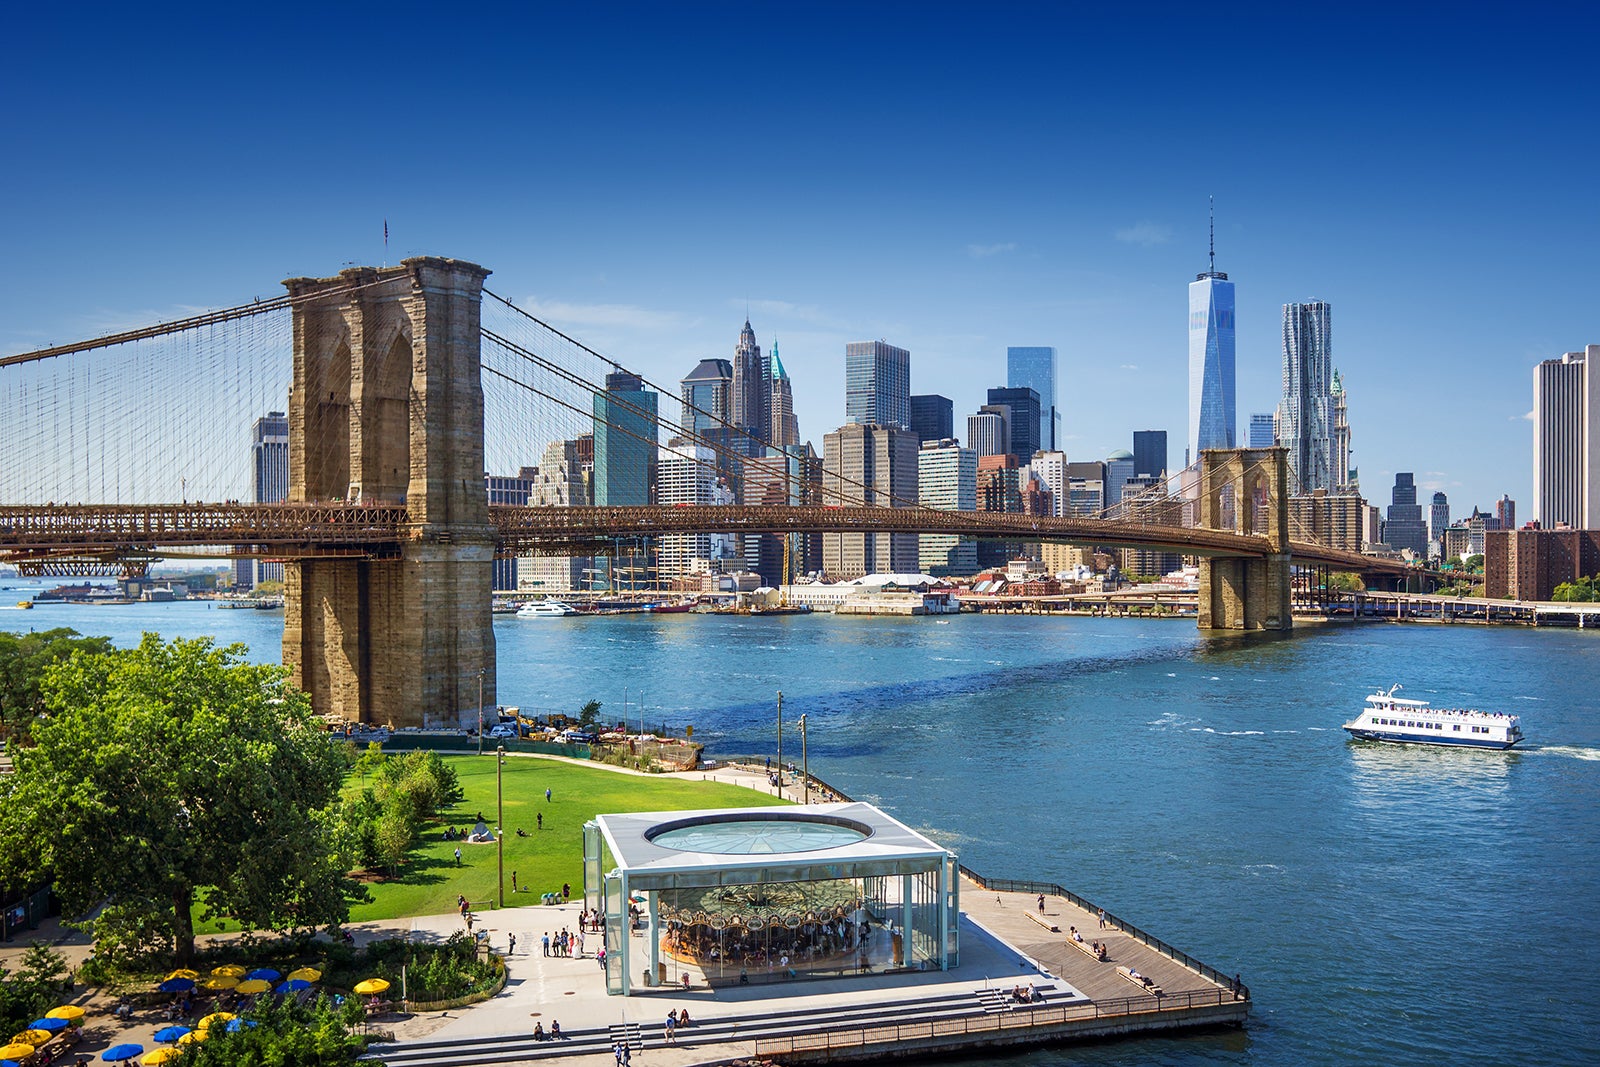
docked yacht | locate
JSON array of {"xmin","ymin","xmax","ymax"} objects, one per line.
[
  {"xmin": 1343, "ymin": 685, "xmax": 1524, "ymax": 750},
  {"xmin": 516, "ymin": 599, "xmax": 580, "ymax": 618}
]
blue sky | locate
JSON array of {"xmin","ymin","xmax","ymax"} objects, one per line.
[{"xmin": 3, "ymin": 3, "xmax": 1597, "ymax": 516}]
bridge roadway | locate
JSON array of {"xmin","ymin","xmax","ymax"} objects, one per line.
[{"xmin": 0, "ymin": 502, "xmax": 1407, "ymax": 575}]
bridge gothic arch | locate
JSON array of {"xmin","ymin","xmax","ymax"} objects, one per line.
[{"xmin": 1197, "ymin": 447, "xmax": 1291, "ymax": 631}]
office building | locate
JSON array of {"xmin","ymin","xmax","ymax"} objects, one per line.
[
  {"xmin": 1116, "ymin": 480, "xmax": 1184, "ymax": 576},
  {"xmin": 593, "ymin": 371, "xmax": 658, "ymax": 507},
  {"xmin": 1132, "ymin": 430, "xmax": 1167, "ymax": 480},
  {"xmin": 1385, "ymin": 472, "xmax": 1428, "ymax": 557},
  {"xmin": 744, "ymin": 444, "xmax": 823, "ymax": 584},
  {"xmin": 967, "ymin": 409, "xmax": 1008, "ymax": 457},
  {"xmin": 519, "ymin": 439, "xmax": 590, "ymax": 592},
  {"xmin": 656, "ymin": 442, "xmax": 731, "ymax": 580},
  {"xmin": 768, "ymin": 342, "xmax": 800, "ymax": 449},
  {"xmin": 234, "ymin": 411, "xmax": 289, "ymax": 590},
  {"xmin": 909, "ymin": 394, "xmax": 954, "ymax": 444},
  {"xmin": 822, "ymin": 423, "xmax": 919, "ymax": 578},
  {"xmin": 985, "ymin": 386, "xmax": 1041, "ymax": 466},
  {"xmin": 1066, "ymin": 460, "xmax": 1107, "ymax": 518},
  {"xmin": 1104, "ymin": 449, "xmax": 1135, "ymax": 507},
  {"xmin": 486, "ymin": 468, "xmax": 535, "ymax": 590},
  {"xmin": 1331, "ymin": 370, "xmax": 1354, "ymax": 490},
  {"xmin": 680, "ymin": 358, "xmax": 732, "ymax": 435},
  {"xmin": 1188, "ymin": 222, "xmax": 1236, "ymax": 462},
  {"xmin": 1278, "ymin": 301, "xmax": 1335, "ymax": 493},
  {"xmin": 845, "ymin": 340, "xmax": 911, "ymax": 429},
  {"xmin": 918, "ymin": 439, "xmax": 978, "ymax": 576},
  {"xmin": 1497, "ymin": 495, "xmax": 1516, "ymax": 531},
  {"xmin": 1430, "ymin": 492, "xmax": 1450, "ymax": 544},
  {"xmin": 731, "ymin": 319, "xmax": 769, "ymax": 445},
  {"xmin": 975, "ymin": 453, "xmax": 1022, "ymax": 569},
  {"xmin": 1533, "ymin": 346, "xmax": 1600, "ymax": 529},
  {"xmin": 1290, "ymin": 489, "xmax": 1367, "ymax": 553},
  {"xmin": 1248, "ymin": 413, "xmax": 1276, "ymax": 449},
  {"xmin": 1007, "ymin": 346, "xmax": 1059, "ymax": 450},
  {"xmin": 1029, "ymin": 451, "xmax": 1067, "ymax": 517}
]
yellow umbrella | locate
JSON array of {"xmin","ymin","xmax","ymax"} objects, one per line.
[
  {"xmin": 196, "ymin": 1012, "xmax": 235, "ymax": 1031},
  {"xmin": 45, "ymin": 1006, "xmax": 85, "ymax": 1023},
  {"xmin": 201, "ymin": 975, "xmax": 239, "ymax": 991},
  {"xmin": 177, "ymin": 1030, "xmax": 209, "ymax": 1045},
  {"xmin": 143, "ymin": 1050, "xmax": 182, "ymax": 1066},
  {"xmin": 13, "ymin": 1029, "xmax": 52, "ymax": 1045},
  {"xmin": 352, "ymin": 978, "xmax": 390, "ymax": 996},
  {"xmin": 286, "ymin": 967, "xmax": 321, "ymax": 982},
  {"xmin": 210, "ymin": 964, "xmax": 247, "ymax": 978},
  {"xmin": 165, "ymin": 969, "xmax": 200, "ymax": 981},
  {"xmin": 234, "ymin": 979, "xmax": 271, "ymax": 995},
  {"xmin": 0, "ymin": 1043, "xmax": 36, "ymax": 1061}
]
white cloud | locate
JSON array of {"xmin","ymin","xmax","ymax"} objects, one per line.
[
  {"xmin": 1115, "ymin": 221, "xmax": 1173, "ymax": 247},
  {"xmin": 966, "ymin": 242, "xmax": 1017, "ymax": 259},
  {"xmin": 1516, "ymin": 409, "xmax": 1534, "ymax": 421},
  {"xmin": 1120, "ymin": 363, "xmax": 1140, "ymax": 371},
  {"xmin": 735, "ymin": 298, "xmax": 832, "ymax": 324}
]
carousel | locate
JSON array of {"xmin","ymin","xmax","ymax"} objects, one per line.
[{"xmin": 584, "ymin": 804, "xmax": 960, "ymax": 995}]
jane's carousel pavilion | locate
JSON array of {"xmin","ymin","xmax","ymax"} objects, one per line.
[{"xmin": 583, "ymin": 803, "xmax": 960, "ymax": 996}]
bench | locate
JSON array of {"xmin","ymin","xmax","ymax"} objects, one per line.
[
  {"xmin": 1116, "ymin": 965, "xmax": 1162, "ymax": 996},
  {"xmin": 1024, "ymin": 911, "xmax": 1059, "ymax": 933},
  {"xmin": 1067, "ymin": 935, "xmax": 1105, "ymax": 961}
]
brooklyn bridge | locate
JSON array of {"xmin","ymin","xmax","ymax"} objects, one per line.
[{"xmin": 0, "ymin": 257, "xmax": 1412, "ymax": 728}]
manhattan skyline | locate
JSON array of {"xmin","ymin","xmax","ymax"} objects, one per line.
[{"xmin": 3, "ymin": 5, "xmax": 1597, "ymax": 513}]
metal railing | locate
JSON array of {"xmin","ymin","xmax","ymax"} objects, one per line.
[
  {"xmin": 753, "ymin": 987, "xmax": 1245, "ymax": 1056},
  {"xmin": 959, "ymin": 867, "xmax": 1247, "ymax": 999}
]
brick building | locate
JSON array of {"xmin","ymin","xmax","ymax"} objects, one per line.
[{"xmin": 1485, "ymin": 528, "xmax": 1600, "ymax": 601}]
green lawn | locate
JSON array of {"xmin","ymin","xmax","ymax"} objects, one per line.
[{"xmin": 346, "ymin": 756, "xmax": 786, "ymax": 922}]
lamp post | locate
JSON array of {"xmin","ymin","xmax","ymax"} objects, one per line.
[
  {"xmin": 497, "ymin": 744, "xmax": 506, "ymax": 908},
  {"xmin": 477, "ymin": 668, "xmax": 486, "ymax": 756},
  {"xmin": 799, "ymin": 713, "xmax": 809, "ymax": 804},
  {"xmin": 775, "ymin": 690, "xmax": 783, "ymax": 796}
]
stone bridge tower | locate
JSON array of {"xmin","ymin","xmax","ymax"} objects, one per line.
[
  {"xmin": 1198, "ymin": 447, "xmax": 1292, "ymax": 630},
  {"xmin": 282, "ymin": 257, "xmax": 495, "ymax": 728}
]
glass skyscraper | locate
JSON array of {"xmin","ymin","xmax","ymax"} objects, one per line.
[
  {"xmin": 1188, "ymin": 264, "xmax": 1236, "ymax": 463},
  {"xmin": 1248, "ymin": 413, "xmax": 1276, "ymax": 449},
  {"xmin": 845, "ymin": 340, "xmax": 911, "ymax": 429},
  {"xmin": 593, "ymin": 371, "xmax": 658, "ymax": 506},
  {"xmin": 1279, "ymin": 301, "xmax": 1334, "ymax": 493},
  {"xmin": 680, "ymin": 358, "xmax": 732, "ymax": 434},
  {"xmin": 1007, "ymin": 346, "xmax": 1057, "ymax": 450}
]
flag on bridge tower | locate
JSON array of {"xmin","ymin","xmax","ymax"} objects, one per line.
[{"xmin": 384, "ymin": 218, "xmax": 388, "ymax": 249}]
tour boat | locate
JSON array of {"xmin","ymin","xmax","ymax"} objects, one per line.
[
  {"xmin": 516, "ymin": 599, "xmax": 579, "ymax": 618},
  {"xmin": 1343, "ymin": 685, "xmax": 1524, "ymax": 750}
]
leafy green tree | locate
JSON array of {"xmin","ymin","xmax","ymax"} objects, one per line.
[
  {"xmin": 578, "ymin": 699, "xmax": 603, "ymax": 727},
  {"xmin": 172, "ymin": 993, "xmax": 367, "ymax": 1066},
  {"xmin": 1464, "ymin": 553, "xmax": 1485, "ymax": 572},
  {"xmin": 0, "ymin": 943, "xmax": 69, "ymax": 1037},
  {"xmin": 0, "ymin": 635, "xmax": 362, "ymax": 963},
  {"xmin": 1552, "ymin": 576, "xmax": 1597, "ymax": 602},
  {"xmin": 1328, "ymin": 571, "xmax": 1365, "ymax": 593},
  {"xmin": 0, "ymin": 628, "xmax": 114, "ymax": 740}
]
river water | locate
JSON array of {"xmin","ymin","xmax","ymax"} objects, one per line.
[{"xmin": 5, "ymin": 585, "xmax": 1598, "ymax": 1065}]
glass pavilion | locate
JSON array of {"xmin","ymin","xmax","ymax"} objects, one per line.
[{"xmin": 584, "ymin": 803, "xmax": 959, "ymax": 995}]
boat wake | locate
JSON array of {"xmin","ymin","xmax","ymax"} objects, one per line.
[{"xmin": 1531, "ymin": 745, "xmax": 1600, "ymax": 761}]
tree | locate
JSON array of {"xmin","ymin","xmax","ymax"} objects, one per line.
[
  {"xmin": 1552, "ymin": 576, "xmax": 1597, "ymax": 602},
  {"xmin": 1328, "ymin": 571, "xmax": 1365, "ymax": 593},
  {"xmin": 0, "ymin": 943, "xmax": 69, "ymax": 1038},
  {"xmin": 578, "ymin": 699, "xmax": 602, "ymax": 728},
  {"xmin": 0, "ymin": 628, "xmax": 114, "ymax": 740},
  {"xmin": 0, "ymin": 635, "xmax": 362, "ymax": 963},
  {"xmin": 1464, "ymin": 553, "xmax": 1485, "ymax": 572}
]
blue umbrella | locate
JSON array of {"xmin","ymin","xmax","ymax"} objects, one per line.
[
  {"xmin": 244, "ymin": 968, "xmax": 280, "ymax": 982},
  {"xmin": 102, "ymin": 1044, "xmax": 143, "ymax": 1063},
  {"xmin": 28, "ymin": 1017, "xmax": 70, "ymax": 1033},
  {"xmin": 275, "ymin": 978, "xmax": 311, "ymax": 994},
  {"xmin": 158, "ymin": 977, "xmax": 196, "ymax": 993},
  {"xmin": 5, "ymin": 1058, "xmax": 22, "ymax": 1067},
  {"xmin": 153, "ymin": 1026, "xmax": 190, "ymax": 1043},
  {"xmin": 224, "ymin": 1019, "xmax": 259, "ymax": 1032}
]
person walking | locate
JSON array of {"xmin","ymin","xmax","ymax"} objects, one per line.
[
  {"xmin": 537, "ymin": 812, "xmax": 543, "ymax": 830},
  {"xmin": 1037, "ymin": 893, "xmax": 1045, "ymax": 913},
  {"xmin": 545, "ymin": 787, "xmax": 552, "ymax": 802},
  {"xmin": 542, "ymin": 933, "xmax": 550, "ymax": 957},
  {"xmin": 454, "ymin": 847, "xmax": 462, "ymax": 866},
  {"xmin": 511, "ymin": 870, "xmax": 518, "ymax": 893},
  {"xmin": 1097, "ymin": 908, "xmax": 1107, "ymax": 930},
  {"xmin": 508, "ymin": 932, "xmax": 517, "ymax": 955},
  {"xmin": 613, "ymin": 1042, "xmax": 623, "ymax": 1067},
  {"xmin": 622, "ymin": 1042, "xmax": 631, "ymax": 1066}
]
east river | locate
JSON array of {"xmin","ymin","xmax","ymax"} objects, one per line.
[{"xmin": 4, "ymin": 585, "xmax": 1599, "ymax": 1065}]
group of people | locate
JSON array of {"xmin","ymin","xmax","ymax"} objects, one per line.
[
  {"xmin": 662, "ymin": 1006, "xmax": 691, "ymax": 1042},
  {"xmin": 1010, "ymin": 983, "xmax": 1041, "ymax": 1004},
  {"xmin": 531, "ymin": 1019, "xmax": 562, "ymax": 1040},
  {"xmin": 542, "ymin": 927, "xmax": 583, "ymax": 957}
]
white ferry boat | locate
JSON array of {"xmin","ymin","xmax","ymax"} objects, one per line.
[
  {"xmin": 516, "ymin": 599, "xmax": 579, "ymax": 618},
  {"xmin": 1343, "ymin": 685, "xmax": 1523, "ymax": 750}
]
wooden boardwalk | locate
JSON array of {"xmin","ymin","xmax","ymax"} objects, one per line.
[{"xmin": 960, "ymin": 878, "xmax": 1242, "ymax": 1006}]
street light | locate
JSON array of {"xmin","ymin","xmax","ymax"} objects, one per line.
[
  {"xmin": 776, "ymin": 690, "xmax": 783, "ymax": 796},
  {"xmin": 477, "ymin": 668, "xmax": 486, "ymax": 756},
  {"xmin": 497, "ymin": 744, "xmax": 506, "ymax": 908},
  {"xmin": 799, "ymin": 713, "xmax": 809, "ymax": 804}
]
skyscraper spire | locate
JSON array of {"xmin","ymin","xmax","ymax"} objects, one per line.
[{"xmin": 1209, "ymin": 195, "xmax": 1215, "ymax": 275}]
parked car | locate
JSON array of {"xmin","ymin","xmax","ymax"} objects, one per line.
[{"xmin": 487, "ymin": 724, "xmax": 518, "ymax": 740}]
